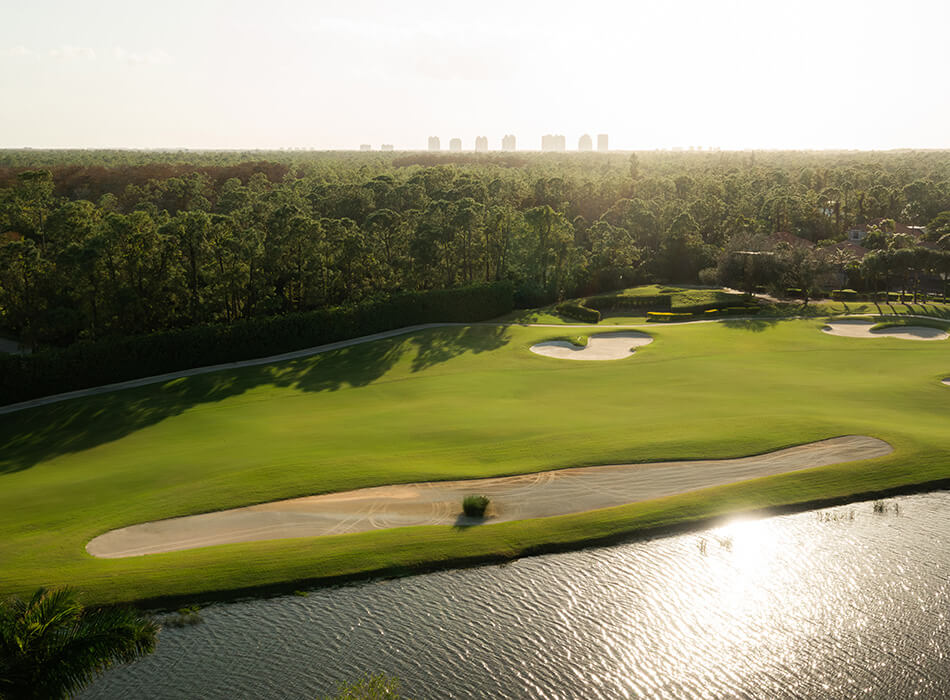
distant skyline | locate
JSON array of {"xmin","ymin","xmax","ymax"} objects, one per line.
[{"xmin": 2, "ymin": 0, "xmax": 949, "ymax": 151}]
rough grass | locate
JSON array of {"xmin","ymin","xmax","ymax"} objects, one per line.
[
  {"xmin": 1, "ymin": 318, "xmax": 950, "ymax": 604},
  {"xmin": 869, "ymin": 318, "xmax": 950, "ymax": 332}
]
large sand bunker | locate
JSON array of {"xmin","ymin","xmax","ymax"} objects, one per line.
[
  {"xmin": 530, "ymin": 331, "xmax": 653, "ymax": 360},
  {"xmin": 88, "ymin": 436, "xmax": 891, "ymax": 558},
  {"xmin": 822, "ymin": 319, "xmax": 948, "ymax": 341}
]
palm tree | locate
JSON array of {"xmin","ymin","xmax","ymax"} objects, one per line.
[{"xmin": 0, "ymin": 587, "xmax": 158, "ymax": 699}]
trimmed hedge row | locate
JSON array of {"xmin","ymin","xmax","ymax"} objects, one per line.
[
  {"xmin": 0, "ymin": 282, "xmax": 514, "ymax": 405},
  {"xmin": 673, "ymin": 301, "xmax": 729, "ymax": 314},
  {"xmin": 555, "ymin": 301, "xmax": 601, "ymax": 323},
  {"xmin": 648, "ymin": 305, "xmax": 760, "ymax": 322},
  {"xmin": 584, "ymin": 294, "xmax": 673, "ymax": 312},
  {"xmin": 646, "ymin": 311, "xmax": 694, "ymax": 321},
  {"xmin": 831, "ymin": 289, "xmax": 860, "ymax": 300}
]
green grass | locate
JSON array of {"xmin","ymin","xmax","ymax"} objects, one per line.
[
  {"xmin": 559, "ymin": 334, "xmax": 589, "ymax": 347},
  {"xmin": 496, "ymin": 286, "xmax": 757, "ymax": 325},
  {"xmin": 869, "ymin": 318, "xmax": 950, "ymax": 332},
  {"xmin": 1, "ymin": 317, "xmax": 950, "ymax": 604},
  {"xmin": 764, "ymin": 298, "xmax": 950, "ymax": 319}
]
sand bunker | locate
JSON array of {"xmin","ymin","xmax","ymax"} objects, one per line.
[
  {"xmin": 822, "ymin": 319, "xmax": 948, "ymax": 341},
  {"xmin": 88, "ymin": 436, "xmax": 891, "ymax": 558},
  {"xmin": 530, "ymin": 331, "xmax": 653, "ymax": 360}
]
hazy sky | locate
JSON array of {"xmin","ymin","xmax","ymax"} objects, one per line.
[{"xmin": 2, "ymin": 0, "xmax": 948, "ymax": 151}]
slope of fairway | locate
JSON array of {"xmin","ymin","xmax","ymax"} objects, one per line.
[{"xmin": 1, "ymin": 319, "xmax": 949, "ymax": 603}]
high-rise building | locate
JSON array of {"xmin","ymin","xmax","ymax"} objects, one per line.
[
  {"xmin": 542, "ymin": 134, "xmax": 565, "ymax": 152},
  {"xmin": 359, "ymin": 144, "xmax": 372, "ymax": 151},
  {"xmin": 380, "ymin": 144, "xmax": 394, "ymax": 151},
  {"xmin": 474, "ymin": 136, "xmax": 488, "ymax": 153},
  {"xmin": 428, "ymin": 136, "xmax": 440, "ymax": 152},
  {"xmin": 541, "ymin": 134, "xmax": 552, "ymax": 151},
  {"xmin": 555, "ymin": 134, "xmax": 566, "ymax": 151},
  {"xmin": 578, "ymin": 134, "xmax": 592, "ymax": 151},
  {"xmin": 449, "ymin": 138, "xmax": 462, "ymax": 152},
  {"xmin": 597, "ymin": 134, "xmax": 609, "ymax": 152},
  {"xmin": 502, "ymin": 134, "xmax": 516, "ymax": 151}
]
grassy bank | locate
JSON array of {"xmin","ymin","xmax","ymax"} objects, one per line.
[
  {"xmin": 499, "ymin": 286, "xmax": 950, "ymax": 326},
  {"xmin": 1, "ymin": 318, "xmax": 949, "ymax": 604}
]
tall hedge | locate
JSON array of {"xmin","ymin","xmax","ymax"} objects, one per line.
[
  {"xmin": 555, "ymin": 301, "xmax": 601, "ymax": 324},
  {"xmin": 0, "ymin": 282, "xmax": 514, "ymax": 405}
]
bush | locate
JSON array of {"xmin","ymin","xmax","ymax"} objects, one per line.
[
  {"xmin": 646, "ymin": 311, "xmax": 694, "ymax": 322},
  {"xmin": 831, "ymin": 289, "xmax": 860, "ymax": 300},
  {"xmin": 322, "ymin": 674, "xmax": 403, "ymax": 700},
  {"xmin": 0, "ymin": 282, "xmax": 515, "ymax": 405},
  {"xmin": 462, "ymin": 495, "xmax": 490, "ymax": 517},
  {"xmin": 785, "ymin": 287, "xmax": 803, "ymax": 298},
  {"xmin": 555, "ymin": 301, "xmax": 600, "ymax": 323}
]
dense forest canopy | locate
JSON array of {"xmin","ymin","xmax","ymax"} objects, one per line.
[{"xmin": 2, "ymin": 149, "xmax": 950, "ymax": 348}]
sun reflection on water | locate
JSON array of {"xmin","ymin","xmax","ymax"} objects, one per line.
[{"xmin": 83, "ymin": 495, "xmax": 950, "ymax": 700}]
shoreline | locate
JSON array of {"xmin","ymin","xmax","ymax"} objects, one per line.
[{"xmin": 129, "ymin": 477, "xmax": 950, "ymax": 612}]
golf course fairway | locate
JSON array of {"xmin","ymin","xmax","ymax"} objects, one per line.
[{"xmin": 1, "ymin": 318, "xmax": 949, "ymax": 605}]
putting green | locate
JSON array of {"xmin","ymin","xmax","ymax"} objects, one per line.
[{"xmin": 1, "ymin": 318, "xmax": 949, "ymax": 604}]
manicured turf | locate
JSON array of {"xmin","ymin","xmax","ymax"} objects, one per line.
[{"xmin": 1, "ymin": 318, "xmax": 949, "ymax": 604}]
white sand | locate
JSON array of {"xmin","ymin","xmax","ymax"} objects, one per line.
[
  {"xmin": 530, "ymin": 331, "xmax": 653, "ymax": 360},
  {"xmin": 822, "ymin": 319, "xmax": 948, "ymax": 341},
  {"xmin": 87, "ymin": 435, "xmax": 892, "ymax": 558}
]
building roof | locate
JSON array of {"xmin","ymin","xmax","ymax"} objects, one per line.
[
  {"xmin": 824, "ymin": 240, "xmax": 869, "ymax": 260},
  {"xmin": 772, "ymin": 231, "xmax": 814, "ymax": 249},
  {"xmin": 865, "ymin": 218, "xmax": 926, "ymax": 237}
]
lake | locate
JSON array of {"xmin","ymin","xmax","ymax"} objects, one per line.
[{"xmin": 84, "ymin": 492, "xmax": 950, "ymax": 698}]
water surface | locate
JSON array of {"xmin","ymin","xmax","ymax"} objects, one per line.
[{"xmin": 85, "ymin": 492, "xmax": 950, "ymax": 699}]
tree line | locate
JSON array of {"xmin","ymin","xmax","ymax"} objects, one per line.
[{"xmin": 2, "ymin": 149, "xmax": 950, "ymax": 348}]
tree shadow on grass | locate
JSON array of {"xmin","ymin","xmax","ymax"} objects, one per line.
[
  {"xmin": 720, "ymin": 318, "xmax": 781, "ymax": 332},
  {"xmin": 407, "ymin": 325, "xmax": 510, "ymax": 373},
  {"xmin": 0, "ymin": 325, "xmax": 511, "ymax": 475}
]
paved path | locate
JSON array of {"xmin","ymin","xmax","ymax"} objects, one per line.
[{"xmin": 86, "ymin": 436, "xmax": 892, "ymax": 558}]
